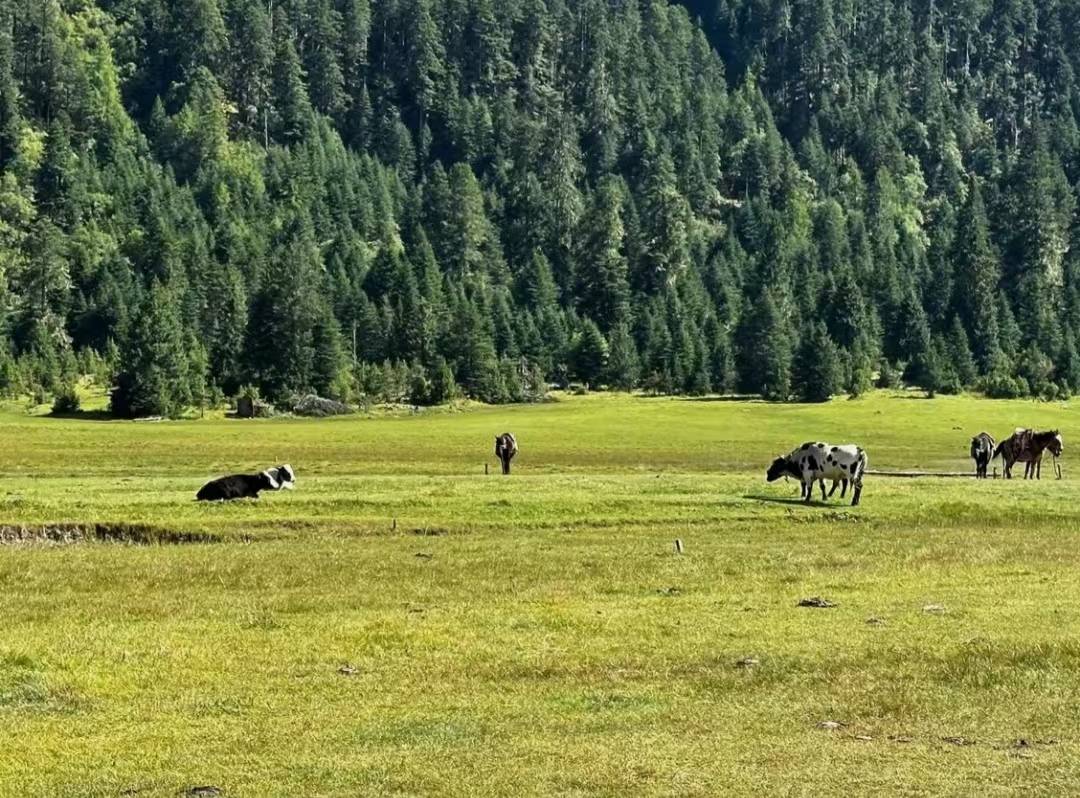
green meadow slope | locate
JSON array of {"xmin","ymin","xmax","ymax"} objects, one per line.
[{"xmin": 1, "ymin": 392, "xmax": 1079, "ymax": 796}]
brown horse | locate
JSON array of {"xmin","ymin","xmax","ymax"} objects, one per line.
[{"xmin": 994, "ymin": 429, "xmax": 1063, "ymax": 479}]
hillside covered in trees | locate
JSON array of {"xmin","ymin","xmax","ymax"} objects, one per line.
[{"xmin": 1, "ymin": 0, "xmax": 1079, "ymax": 414}]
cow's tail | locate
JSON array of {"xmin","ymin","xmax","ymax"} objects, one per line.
[
  {"xmin": 855, "ymin": 449, "xmax": 869, "ymax": 487},
  {"xmin": 993, "ymin": 441, "xmax": 1006, "ymax": 461}
]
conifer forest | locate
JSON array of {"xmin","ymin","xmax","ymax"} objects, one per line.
[{"xmin": 2, "ymin": 0, "xmax": 1080, "ymax": 414}]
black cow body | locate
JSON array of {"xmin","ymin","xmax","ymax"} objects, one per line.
[
  {"xmin": 197, "ymin": 471, "xmax": 280, "ymax": 501},
  {"xmin": 970, "ymin": 432, "xmax": 995, "ymax": 479},
  {"xmin": 495, "ymin": 433, "xmax": 517, "ymax": 475}
]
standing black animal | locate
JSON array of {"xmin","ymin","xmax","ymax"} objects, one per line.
[
  {"xmin": 495, "ymin": 433, "xmax": 518, "ymax": 475},
  {"xmin": 970, "ymin": 432, "xmax": 995, "ymax": 479},
  {"xmin": 197, "ymin": 469, "xmax": 282, "ymax": 501}
]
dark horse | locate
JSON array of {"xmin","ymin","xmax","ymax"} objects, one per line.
[
  {"xmin": 495, "ymin": 433, "xmax": 518, "ymax": 475},
  {"xmin": 994, "ymin": 429, "xmax": 1063, "ymax": 480},
  {"xmin": 970, "ymin": 432, "xmax": 995, "ymax": 479}
]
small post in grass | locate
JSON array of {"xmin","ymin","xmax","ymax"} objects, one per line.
[
  {"xmin": 392, "ymin": 517, "xmax": 397, "ymax": 532},
  {"xmin": 485, "ymin": 463, "xmax": 489, "ymax": 476},
  {"xmin": 674, "ymin": 539, "xmax": 684, "ymax": 555}
]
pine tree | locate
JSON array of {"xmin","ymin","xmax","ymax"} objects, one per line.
[
  {"xmin": 305, "ymin": 0, "xmax": 347, "ymax": 119},
  {"xmin": 571, "ymin": 317, "xmax": 610, "ymax": 387},
  {"xmin": 311, "ymin": 303, "xmax": 348, "ymax": 398},
  {"xmin": 224, "ymin": 0, "xmax": 273, "ymax": 140},
  {"xmin": 792, "ymin": 322, "xmax": 841, "ymax": 402},
  {"xmin": 606, "ymin": 321, "xmax": 640, "ymax": 391},
  {"xmin": 737, "ymin": 288, "xmax": 791, "ymax": 400},
  {"xmin": 575, "ymin": 179, "xmax": 630, "ymax": 332},
  {"xmin": 244, "ymin": 217, "xmax": 321, "ymax": 401},
  {"xmin": 0, "ymin": 18, "xmax": 20, "ymax": 171},
  {"xmin": 111, "ymin": 283, "xmax": 192, "ymax": 418},
  {"xmin": 946, "ymin": 316, "xmax": 978, "ymax": 388},
  {"xmin": 404, "ymin": 0, "xmax": 445, "ymax": 135},
  {"xmin": 270, "ymin": 9, "xmax": 314, "ymax": 143},
  {"xmin": 952, "ymin": 177, "xmax": 1002, "ymax": 372}
]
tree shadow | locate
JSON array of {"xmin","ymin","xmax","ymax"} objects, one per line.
[
  {"xmin": 47, "ymin": 409, "xmax": 120, "ymax": 422},
  {"xmin": 635, "ymin": 394, "xmax": 769, "ymax": 403}
]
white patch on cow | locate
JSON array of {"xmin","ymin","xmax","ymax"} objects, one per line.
[
  {"xmin": 261, "ymin": 470, "xmax": 281, "ymax": 490},
  {"xmin": 785, "ymin": 442, "xmax": 868, "ymax": 496}
]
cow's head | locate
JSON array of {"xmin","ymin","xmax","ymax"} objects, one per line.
[
  {"xmin": 273, "ymin": 464, "xmax": 296, "ymax": 489},
  {"xmin": 1050, "ymin": 432, "xmax": 1064, "ymax": 457},
  {"xmin": 766, "ymin": 456, "xmax": 792, "ymax": 482}
]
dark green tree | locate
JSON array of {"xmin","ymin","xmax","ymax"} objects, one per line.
[
  {"xmin": 570, "ymin": 317, "xmax": 610, "ymax": 387},
  {"xmin": 792, "ymin": 322, "xmax": 842, "ymax": 402},
  {"xmin": 737, "ymin": 288, "xmax": 792, "ymax": 400},
  {"xmin": 111, "ymin": 283, "xmax": 192, "ymax": 418}
]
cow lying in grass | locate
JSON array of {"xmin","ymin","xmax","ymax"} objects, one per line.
[
  {"xmin": 266, "ymin": 464, "xmax": 296, "ymax": 490},
  {"xmin": 196, "ymin": 464, "xmax": 296, "ymax": 501},
  {"xmin": 767, "ymin": 442, "xmax": 868, "ymax": 506}
]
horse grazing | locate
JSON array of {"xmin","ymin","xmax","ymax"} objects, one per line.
[
  {"xmin": 994, "ymin": 429, "xmax": 1063, "ymax": 479},
  {"xmin": 970, "ymin": 432, "xmax": 995, "ymax": 478},
  {"xmin": 767, "ymin": 441, "xmax": 869, "ymax": 506},
  {"xmin": 495, "ymin": 433, "xmax": 518, "ymax": 475}
]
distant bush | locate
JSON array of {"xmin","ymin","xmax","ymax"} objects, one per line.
[
  {"xmin": 980, "ymin": 372, "xmax": 1027, "ymax": 399},
  {"xmin": 51, "ymin": 385, "xmax": 81, "ymax": 415},
  {"xmin": 876, "ymin": 361, "xmax": 903, "ymax": 389}
]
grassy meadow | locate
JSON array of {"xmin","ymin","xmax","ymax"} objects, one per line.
[{"xmin": 1, "ymin": 391, "xmax": 1079, "ymax": 796}]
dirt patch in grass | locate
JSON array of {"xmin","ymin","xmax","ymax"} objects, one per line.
[{"xmin": 0, "ymin": 523, "xmax": 217, "ymax": 546}]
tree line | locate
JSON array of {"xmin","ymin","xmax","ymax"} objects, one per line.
[{"xmin": 1, "ymin": 0, "xmax": 1079, "ymax": 416}]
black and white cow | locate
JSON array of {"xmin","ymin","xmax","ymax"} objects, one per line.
[
  {"xmin": 196, "ymin": 466, "xmax": 292, "ymax": 501},
  {"xmin": 266, "ymin": 464, "xmax": 296, "ymax": 490},
  {"xmin": 495, "ymin": 433, "xmax": 518, "ymax": 475},
  {"xmin": 766, "ymin": 441, "xmax": 869, "ymax": 506},
  {"xmin": 970, "ymin": 433, "xmax": 995, "ymax": 479}
]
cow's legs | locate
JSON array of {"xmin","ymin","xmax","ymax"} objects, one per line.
[
  {"xmin": 803, "ymin": 479, "xmax": 813, "ymax": 504},
  {"xmin": 819, "ymin": 480, "xmax": 827, "ymax": 501}
]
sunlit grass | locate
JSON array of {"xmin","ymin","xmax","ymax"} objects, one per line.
[{"xmin": 0, "ymin": 391, "xmax": 1078, "ymax": 796}]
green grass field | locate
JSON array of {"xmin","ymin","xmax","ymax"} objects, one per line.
[{"xmin": 1, "ymin": 391, "xmax": 1079, "ymax": 797}]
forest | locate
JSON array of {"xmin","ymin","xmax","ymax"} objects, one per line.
[{"xmin": 0, "ymin": 0, "xmax": 1079, "ymax": 415}]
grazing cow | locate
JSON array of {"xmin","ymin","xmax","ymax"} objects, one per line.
[
  {"xmin": 767, "ymin": 441, "xmax": 869, "ymax": 506},
  {"xmin": 197, "ymin": 469, "xmax": 282, "ymax": 501},
  {"xmin": 970, "ymin": 432, "xmax": 995, "ymax": 479},
  {"xmin": 495, "ymin": 433, "xmax": 518, "ymax": 475},
  {"xmin": 994, "ymin": 429, "xmax": 1063, "ymax": 480}
]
